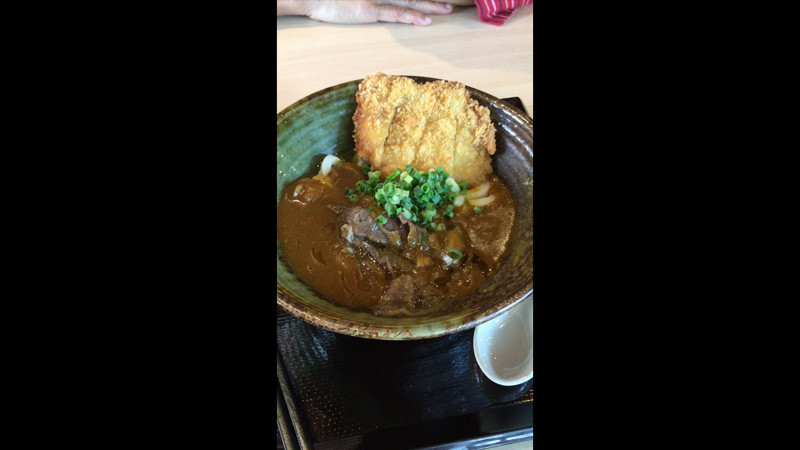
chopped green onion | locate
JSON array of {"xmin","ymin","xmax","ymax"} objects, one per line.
[
  {"xmin": 375, "ymin": 215, "xmax": 388, "ymax": 225},
  {"xmin": 346, "ymin": 163, "xmax": 469, "ymax": 231},
  {"xmin": 473, "ymin": 206, "xmax": 483, "ymax": 213},
  {"xmin": 356, "ymin": 180, "xmax": 371, "ymax": 194},
  {"xmin": 445, "ymin": 177, "xmax": 459, "ymax": 192},
  {"xmin": 447, "ymin": 249, "xmax": 463, "ymax": 260}
]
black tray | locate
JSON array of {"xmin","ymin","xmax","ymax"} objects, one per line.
[
  {"xmin": 276, "ymin": 306, "xmax": 532, "ymax": 450},
  {"xmin": 276, "ymin": 97, "xmax": 533, "ymax": 450}
]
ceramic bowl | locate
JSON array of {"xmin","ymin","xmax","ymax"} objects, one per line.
[{"xmin": 276, "ymin": 76, "xmax": 532, "ymax": 340}]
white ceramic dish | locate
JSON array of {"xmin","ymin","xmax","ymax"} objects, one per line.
[{"xmin": 473, "ymin": 293, "xmax": 533, "ymax": 386}]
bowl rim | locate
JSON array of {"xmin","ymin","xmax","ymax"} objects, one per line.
[
  {"xmin": 276, "ymin": 75, "xmax": 532, "ymax": 340},
  {"xmin": 277, "ymin": 284, "xmax": 533, "ymax": 341}
]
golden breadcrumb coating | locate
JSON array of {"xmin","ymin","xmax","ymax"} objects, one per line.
[{"xmin": 352, "ymin": 73, "xmax": 496, "ymax": 186}]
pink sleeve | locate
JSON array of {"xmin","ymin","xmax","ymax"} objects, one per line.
[{"xmin": 473, "ymin": 0, "xmax": 533, "ymax": 26}]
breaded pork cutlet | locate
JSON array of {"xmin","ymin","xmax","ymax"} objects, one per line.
[{"xmin": 352, "ymin": 73, "xmax": 496, "ymax": 186}]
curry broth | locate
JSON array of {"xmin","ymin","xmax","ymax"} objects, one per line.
[{"xmin": 277, "ymin": 161, "xmax": 516, "ymax": 315}]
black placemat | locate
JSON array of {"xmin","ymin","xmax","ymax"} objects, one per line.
[{"xmin": 276, "ymin": 305, "xmax": 532, "ymax": 449}]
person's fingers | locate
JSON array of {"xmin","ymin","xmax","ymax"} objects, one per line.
[
  {"xmin": 375, "ymin": 5, "xmax": 433, "ymax": 25},
  {"xmin": 379, "ymin": 0, "xmax": 454, "ymax": 15},
  {"xmin": 436, "ymin": 0, "xmax": 474, "ymax": 5},
  {"xmin": 307, "ymin": 1, "xmax": 380, "ymax": 24},
  {"xmin": 305, "ymin": 0, "xmax": 452, "ymax": 26}
]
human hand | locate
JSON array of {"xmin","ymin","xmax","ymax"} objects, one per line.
[{"xmin": 277, "ymin": 0, "xmax": 459, "ymax": 26}]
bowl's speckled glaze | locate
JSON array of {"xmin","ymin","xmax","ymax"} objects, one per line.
[{"xmin": 277, "ymin": 76, "xmax": 532, "ymax": 340}]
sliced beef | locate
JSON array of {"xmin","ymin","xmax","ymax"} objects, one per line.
[
  {"xmin": 354, "ymin": 240, "xmax": 415, "ymax": 277},
  {"xmin": 382, "ymin": 215, "xmax": 401, "ymax": 232},
  {"xmin": 373, "ymin": 275, "xmax": 442, "ymax": 316},
  {"xmin": 373, "ymin": 274, "xmax": 416, "ymax": 316},
  {"xmin": 380, "ymin": 215, "xmax": 403, "ymax": 247},
  {"xmin": 338, "ymin": 206, "xmax": 428, "ymax": 249},
  {"xmin": 338, "ymin": 206, "xmax": 388, "ymax": 245},
  {"xmin": 398, "ymin": 214, "xmax": 427, "ymax": 247}
]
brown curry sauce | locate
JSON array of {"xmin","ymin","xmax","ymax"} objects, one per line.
[{"xmin": 277, "ymin": 161, "xmax": 515, "ymax": 316}]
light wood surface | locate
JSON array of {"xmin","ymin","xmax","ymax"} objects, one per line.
[{"xmin": 277, "ymin": 4, "xmax": 532, "ymax": 115}]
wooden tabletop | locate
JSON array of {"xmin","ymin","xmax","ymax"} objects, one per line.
[{"xmin": 277, "ymin": 4, "xmax": 532, "ymax": 115}]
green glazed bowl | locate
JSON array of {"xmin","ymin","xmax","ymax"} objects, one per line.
[{"xmin": 277, "ymin": 76, "xmax": 532, "ymax": 340}]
